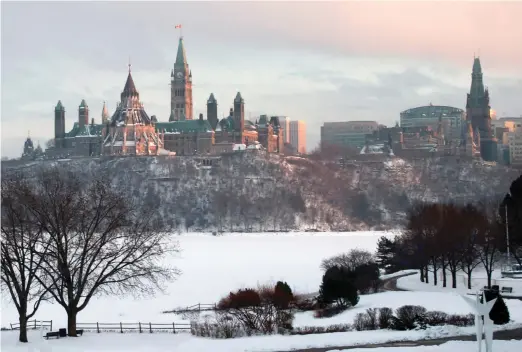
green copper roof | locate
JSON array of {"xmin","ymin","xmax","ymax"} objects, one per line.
[
  {"xmin": 79, "ymin": 99, "xmax": 88, "ymax": 108},
  {"xmin": 156, "ymin": 119, "xmax": 212, "ymax": 133},
  {"xmin": 64, "ymin": 122, "xmax": 103, "ymax": 138},
  {"xmin": 175, "ymin": 37, "xmax": 188, "ymax": 68},
  {"xmin": 55, "ymin": 100, "xmax": 65, "ymax": 111}
]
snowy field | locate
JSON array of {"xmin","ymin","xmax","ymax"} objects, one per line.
[
  {"xmin": 397, "ymin": 269, "xmax": 522, "ymax": 296},
  {"xmin": 2, "ymin": 231, "xmax": 522, "ymax": 352},
  {"xmin": 1, "ymin": 232, "xmax": 390, "ymax": 328}
]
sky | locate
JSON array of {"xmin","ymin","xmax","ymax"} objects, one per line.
[{"xmin": 1, "ymin": 1, "xmax": 522, "ymax": 158}]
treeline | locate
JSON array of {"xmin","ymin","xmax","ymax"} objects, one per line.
[
  {"xmin": 1, "ymin": 167, "xmax": 178, "ymax": 343},
  {"xmin": 376, "ymin": 175, "xmax": 522, "ymax": 289}
]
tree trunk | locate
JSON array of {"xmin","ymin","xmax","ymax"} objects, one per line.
[
  {"xmin": 67, "ymin": 310, "xmax": 77, "ymax": 336},
  {"xmin": 18, "ymin": 314, "xmax": 28, "ymax": 343},
  {"xmin": 467, "ymin": 272, "xmax": 472, "ymax": 290},
  {"xmin": 425, "ymin": 266, "xmax": 429, "ymax": 284},
  {"xmin": 442, "ymin": 265, "xmax": 447, "ymax": 287},
  {"xmin": 486, "ymin": 270, "xmax": 492, "ymax": 288},
  {"xmin": 451, "ymin": 270, "xmax": 457, "ymax": 288},
  {"xmin": 420, "ymin": 266, "xmax": 425, "ymax": 282}
]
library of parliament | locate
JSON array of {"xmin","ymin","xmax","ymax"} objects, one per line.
[{"xmin": 42, "ymin": 37, "xmax": 283, "ymax": 158}]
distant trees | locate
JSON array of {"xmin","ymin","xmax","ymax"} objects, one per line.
[
  {"xmin": 383, "ymin": 199, "xmax": 506, "ymax": 290},
  {"xmin": 1, "ymin": 167, "xmax": 179, "ymax": 339}
]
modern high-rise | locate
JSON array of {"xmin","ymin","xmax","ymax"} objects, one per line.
[
  {"xmin": 278, "ymin": 116, "xmax": 291, "ymax": 144},
  {"xmin": 321, "ymin": 121, "xmax": 379, "ymax": 149},
  {"xmin": 289, "ymin": 120, "xmax": 306, "ymax": 154}
]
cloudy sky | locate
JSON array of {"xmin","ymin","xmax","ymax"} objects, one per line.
[{"xmin": 1, "ymin": 1, "xmax": 521, "ymax": 158}]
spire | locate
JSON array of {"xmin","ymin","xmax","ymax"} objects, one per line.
[
  {"xmin": 207, "ymin": 93, "xmax": 217, "ymax": 104},
  {"xmin": 55, "ymin": 100, "xmax": 64, "ymax": 111},
  {"xmin": 234, "ymin": 92, "xmax": 244, "ymax": 104},
  {"xmin": 468, "ymin": 56, "xmax": 485, "ymax": 108},
  {"xmin": 79, "ymin": 99, "xmax": 88, "ymax": 109},
  {"xmin": 472, "ymin": 57, "xmax": 482, "ymax": 74},
  {"xmin": 175, "ymin": 37, "xmax": 188, "ymax": 68},
  {"xmin": 121, "ymin": 68, "xmax": 139, "ymax": 99},
  {"xmin": 101, "ymin": 101, "xmax": 109, "ymax": 122}
]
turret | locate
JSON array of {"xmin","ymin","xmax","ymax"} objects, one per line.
[
  {"xmin": 233, "ymin": 92, "xmax": 245, "ymax": 132},
  {"xmin": 79, "ymin": 99, "xmax": 89, "ymax": 128},
  {"xmin": 207, "ymin": 93, "xmax": 218, "ymax": 130},
  {"xmin": 54, "ymin": 100, "xmax": 65, "ymax": 148},
  {"xmin": 101, "ymin": 101, "xmax": 110, "ymax": 124}
]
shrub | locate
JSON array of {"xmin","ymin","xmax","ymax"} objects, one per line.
[
  {"xmin": 191, "ymin": 312, "xmax": 244, "ymax": 339},
  {"xmin": 313, "ymin": 305, "xmax": 347, "ymax": 318},
  {"xmin": 353, "ymin": 312, "xmax": 371, "ymax": 331},
  {"xmin": 424, "ymin": 311, "xmax": 448, "ymax": 326},
  {"xmin": 446, "ymin": 314, "xmax": 474, "ymax": 327},
  {"xmin": 293, "ymin": 297, "xmax": 316, "ymax": 311},
  {"xmin": 215, "ymin": 286, "xmax": 294, "ymax": 336},
  {"xmin": 318, "ymin": 266, "xmax": 359, "ymax": 308},
  {"xmin": 291, "ymin": 324, "xmax": 352, "ymax": 335},
  {"xmin": 273, "ymin": 281, "xmax": 294, "ymax": 310},
  {"xmin": 353, "ymin": 263, "xmax": 381, "ymax": 294},
  {"xmin": 378, "ymin": 307, "xmax": 393, "ymax": 329},
  {"xmin": 392, "ymin": 305, "xmax": 427, "ymax": 330}
]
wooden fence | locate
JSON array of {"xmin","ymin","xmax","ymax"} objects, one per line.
[
  {"xmin": 10, "ymin": 320, "xmax": 52, "ymax": 331},
  {"xmin": 163, "ymin": 303, "xmax": 217, "ymax": 314},
  {"xmin": 8, "ymin": 320, "xmax": 191, "ymax": 334}
]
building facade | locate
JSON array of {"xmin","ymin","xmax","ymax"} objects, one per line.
[
  {"xmin": 289, "ymin": 120, "xmax": 306, "ymax": 154},
  {"xmin": 321, "ymin": 121, "xmax": 379, "ymax": 149}
]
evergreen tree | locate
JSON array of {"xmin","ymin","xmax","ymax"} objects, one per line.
[
  {"xmin": 318, "ymin": 266, "xmax": 359, "ymax": 308},
  {"xmin": 376, "ymin": 236, "xmax": 398, "ymax": 273},
  {"xmin": 482, "ymin": 290, "xmax": 510, "ymax": 325},
  {"xmin": 273, "ymin": 281, "xmax": 294, "ymax": 309}
]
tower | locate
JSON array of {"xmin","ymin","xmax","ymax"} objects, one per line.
[
  {"xmin": 101, "ymin": 101, "xmax": 109, "ymax": 124},
  {"xmin": 207, "ymin": 93, "xmax": 218, "ymax": 130},
  {"xmin": 233, "ymin": 92, "xmax": 244, "ymax": 132},
  {"xmin": 79, "ymin": 99, "xmax": 89, "ymax": 128},
  {"xmin": 54, "ymin": 100, "xmax": 65, "ymax": 148},
  {"xmin": 466, "ymin": 57, "xmax": 497, "ymax": 161},
  {"xmin": 170, "ymin": 36, "xmax": 193, "ymax": 120}
]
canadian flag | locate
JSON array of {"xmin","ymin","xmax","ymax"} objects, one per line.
[{"xmin": 175, "ymin": 24, "xmax": 182, "ymax": 29}]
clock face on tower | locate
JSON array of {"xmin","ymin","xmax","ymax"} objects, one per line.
[{"xmin": 176, "ymin": 72, "xmax": 183, "ymax": 79}]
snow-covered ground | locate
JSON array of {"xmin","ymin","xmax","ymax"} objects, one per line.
[
  {"xmin": 2, "ymin": 327, "xmax": 522, "ymax": 352},
  {"xmin": 397, "ymin": 269, "xmax": 522, "ymax": 296},
  {"xmin": 292, "ymin": 291, "xmax": 522, "ymax": 328},
  {"xmin": 1, "ymin": 232, "xmax": 390, "ymax": 328},
  {"xmin": 2, "ymin": 232, "xmax": 522, "ymax": 352},
  {"xmin": 328, "ymin": 341, "xmax": 522, "ymax": 352}
]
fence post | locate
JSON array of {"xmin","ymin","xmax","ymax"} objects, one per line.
[
  {"xmin": 198, "ymin": 303, "xmax": 201, "ymax": 311},
  {"xmin": 172, "ymin": 322, "xmax": 175, "ymax": 334},
  {"xmin": 120, "ymin": 322, "xmax": 123, "ymax": 334},
  {"xmin": 50, "ymin": 320, "xmax": 53, "ymax": 331},
  {"xmin": 96, "ymin": 322, "xmax": 100, "ymax": 333},
  {"xmin": 34, "ymin": 320, "xmax": 37, "ymax": 329},
  {"xmin": 10, "ymin": 323, "xmax": 12, "ymax": 330},
  {"xmin": 139, "ymin": 322, "xmax": 142, "ymax": 333},
  {"xmin": 149, "ymin": 322, "xmax": 152, "ymax": 333}
]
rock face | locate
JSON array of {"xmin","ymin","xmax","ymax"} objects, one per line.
[{"xmin": 2, "ymin": 154, "xmax": 517, "ymax": 232}]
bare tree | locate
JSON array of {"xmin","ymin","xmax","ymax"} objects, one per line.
[
  {"xmin": 459, "ymin": 204, "xmax": 482, "ymax": 289},
  {"xmin": 22, "ymin": 167, "xmax": 180, "ymax": 336},
  {"xmin": 1, "ymin": 179, "xmax": 50, "ymax": 342},
  {"xmin": 475, "ymin": 199, "xmax": 504, "ymax": 288},
  {"xmin": 321, "ymin": 249, "xmax": 374, "ymax": 272}
]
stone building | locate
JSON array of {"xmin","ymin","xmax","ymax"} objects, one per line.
[
  {"xmin": 170, "ymin": 37, "xmax": 193, "ymax": 121},
  {"xmin": 49, "ymin": 100, "xmax": 104, "ymax": 158},
  {"xmin": 102, "ymin": 67, "xmax": 164, "ymax": 156}
]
